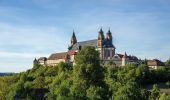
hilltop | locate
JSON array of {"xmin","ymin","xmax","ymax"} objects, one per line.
[{"xmin": 0, "ymin": 46, "xmax": 170, "ymax": 100}]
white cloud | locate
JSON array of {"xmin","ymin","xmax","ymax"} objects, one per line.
[
  {"xmin": 0, "ymin": 22, "xmax": 70, "ymax": 72},
  {"xmin": 0, "ymin": 22, "xmax": 69, "ymax": 52}
]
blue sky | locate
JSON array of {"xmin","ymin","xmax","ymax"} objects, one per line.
[{"xmin": 0, "ymin": 0, "xmax": 170, "ymax": 72}]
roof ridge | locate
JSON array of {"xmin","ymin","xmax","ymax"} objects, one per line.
[
  {"xmin": 50, "ymin": 52, "xmax": 67, "ymax": 55},
  {"xmin": 77, "ymin": 39, "xmax": 97, "ymax": 43}
]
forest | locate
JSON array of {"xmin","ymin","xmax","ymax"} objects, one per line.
[{"xmin": 0, "ymin": 46, "xmax": 170, "ymax": 100}]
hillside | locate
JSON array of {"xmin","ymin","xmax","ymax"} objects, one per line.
[{"xmin": 0, "ymin": 46, "xmax": 170, "ymax": 100}]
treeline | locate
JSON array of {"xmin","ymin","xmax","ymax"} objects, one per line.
[
  {"xmin": 0, "ymin": 46, "xmax": 170, "ymax": 100},
  {"xmin": 0, "ymin": 73, "xmax": 14, "ymax": 76}
]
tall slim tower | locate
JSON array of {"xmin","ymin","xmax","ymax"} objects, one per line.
[
  {"xmin": 33, "ymin": 58, "xmax": 39, "ymax": 66},
  {"xmin": 106, "ymin": 29, "xmax": 112, "ymax": 42},
  {"xmin": 122, "ymin": 52, "xmax": 127, "ymax": 66},
  {"xmin": 97, "ymin": 28, "xmax": 104, "ymax": 47},
  {"xmin": 97, "ymin": 28, "xmax": 104, "ymax": 59},
  {"xmin": 71, "ymin": 31, "xmax": 77, "ymax": 46}
]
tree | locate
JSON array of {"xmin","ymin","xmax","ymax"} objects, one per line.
[
  {"xmin": 33, "ymin": 76, "xmax": 45, "ymax": 88},
  {"xmin": 140, "ymin": 89, "xmax": 150, "ymax": 100},
  {"xmin": 159, "ymin": 93, "xmax": 170, "ymax": 100},
  {"xmin": 114, "ymin": 81, "xmax": 142, "ymax": 100},
  {"xmin": 0, "ymin": 77, "xmax": 10, "ymax": 100},
  {"xmin": 71, "ymin": 46, "xmax": 106, "ymax": 99},
  {"xmin": 74, "ymin": 46, "xmax": 104, "ymax": 85},
  {"xmin": 48, "ymin": 62, "xmax": 72, "ymax": 99},
  {"xmin": 165, "ymin": 58, "xmax": 170, "ymax": 67},
  {"xmin": 86, "ymin": 85, "xmax": 104, "ymax": 100},
  {"xmin": 7, "ymin": 73, "xmax": 28, "ymax": 99},
  {"xmin": 54, "ymin": 80, "xmax": 71, "ymax": 100},
  {"xmin": 135, "ymin": 64, "xmax": 150, "ymax": 84},
  {"xmin": 150, "ymin": 84, "xmax": 160, "ymax": 100},
  {"xmin": 104, "ymin": 61, "xmax": 117, "ymax": 78}
]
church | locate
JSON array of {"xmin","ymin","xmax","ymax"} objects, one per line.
[{"xmin": 34, "ymin": 28, "xmax": 139, "ymax": 66}]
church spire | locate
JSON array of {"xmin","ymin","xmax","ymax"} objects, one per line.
[
  {"xmin": 106, "ymin": 28, "xmax": 112, "ymax": 41},
  {"xmin": 33, "ymin": 58, "xmax": 39, "ymax": 66},
  {"xmin": 98, "ymin": 28, "xmax": 104, "ymax": 40},
  {"xmin": 71, "ymin": 30, "xmax": 77, "ymax": 46},
  {"xmin": 123, "ymin": 52, "xmax": 127, "ymax": 58}
]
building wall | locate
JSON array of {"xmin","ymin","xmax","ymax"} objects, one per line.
[
  {"xmin": 122, "ymin": 58, "xmax": 126, "ymax": 66},
  {"xmin": 102, "ymin": 48, "xmax": 115, "ymax": 60},
  {"xmin": 148, "ymin": 66, "xmax": 157, "ymax": 69},
  {"xmin": 47, "ymin": 59, "xmax": 65, "ymax": 66},
  {"xmin": 96, "ymin": 48, "xmax": 102, "ymax": 59},
  {"xmin": 70, "ymin": 55, "xmax": 75, "ymax": 62},
  {"xmin": 113, "ymin": 59, "xmax": 122, "ymax": 66},
  {"xmin": 38, "ymin": 60, "xmax": 46, "ymax": 65}
]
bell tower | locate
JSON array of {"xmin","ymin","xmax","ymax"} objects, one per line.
[
  {"xmin": 97, "ymin": 28, "xmax": 104, "ymax": 48},
  {"xmin": 97, "ymin": 28, "xmax": 104, "ymax": 60},
  {"xmin": 106, "ymin": 29, "xmax": 112, "ymax": 42}
]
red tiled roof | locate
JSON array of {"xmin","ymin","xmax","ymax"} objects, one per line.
[
  {"xmin": 48, "ymin": 52, "xmax": 67, "ymax": 60},
  {"xmin": 128, "ymin": 56, "xmax": 138, "ymax": 60},
  {"xmin": 48, "ymin": 50, "xmax": 77, "ymax": 61},
  {"xmin": 117, "ymin": 53, "xmax": 138, "ymax": 60},
  {"xmin": 117, "ymin": 54, "xmax": 124, "ymax": 58},
  {"xmin": 147, "ymin": 59, "xmax": 164, "ymax": 66},
  {"xmin": 67, "ymin": 50, "xmax": 77, "ymax": 55}
]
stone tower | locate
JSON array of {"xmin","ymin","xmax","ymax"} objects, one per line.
[
  {"xmin": 97, "ymin": 28, "xmax": 104, "ymax": 59},
  {"xmin": 97, "ymin": 28, "xmax": 104, "ymax": 47},
  {"xmin": 122, "ymin": 52, "xmax": 127, "ymax": 66},
  {"xmin": 106, "ymin": 29, "xmax": 112, "ymax": 42},
  {"xmin": 71, "ymin": 31, "xmax": 77, "ymax": 46},
  {"xmin": 101, "ymin": 29, "xmax": 115, "ymax": 60}
]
